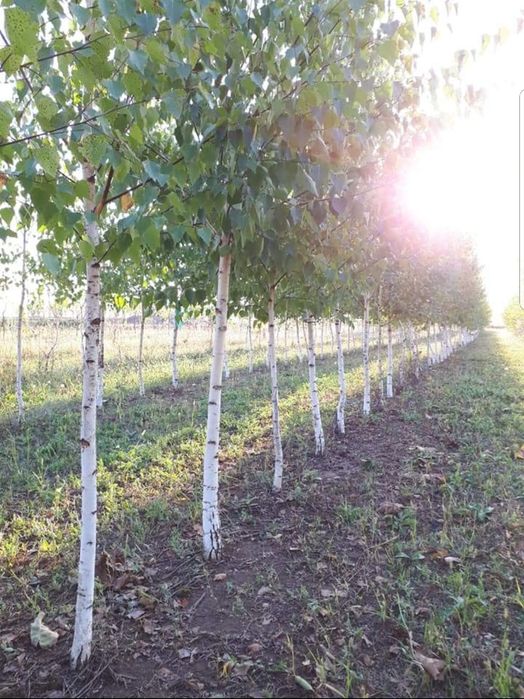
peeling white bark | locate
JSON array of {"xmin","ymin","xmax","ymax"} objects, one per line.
[
  {"xmin": 96, "ymin": 303, "xmax": 104, "ymax": 408},
  {"xmin": 268, "ymin": 286, "xmax": 284, "ymax": 491},
  {"xmin": 71, "ymin": 162, "xmax": 100, "ymax": 669},
  {"xmin": 335, "ymin": 317, "xmax": 346, "ymax": 433},
  {"xmin": 306, "ymin": 316, "xmax": 325, "ymax": 454},
  {"xmin": 202, "ymin": 246, "xmax": 232, "ymax": 560}
]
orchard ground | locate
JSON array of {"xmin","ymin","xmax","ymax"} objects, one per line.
[{"xmin": 0, "ymin": 323, "xmax": 522, "ymax": 698}]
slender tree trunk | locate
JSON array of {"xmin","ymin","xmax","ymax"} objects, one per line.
[
  {"xmin": 171, "ymin": 312, "xmax": 179, "ymax": 388},
  {"xmin": 306, "ymin": 315, "xmax": 325, "ymax": 455},
  {"xmin": 16, "ymin": 227, "xmax": 26, "ymax": 424},
  {"xmin": 247, "ymin": 312, "xmax": 253, "ymax": 373},
  {"xmin": 426, "ymin": 324, "xmax": 432, "ymax": 367},
  {"xmin": 386, "ymin": 322, "xmax": 393, "ymax": 398},
  {"xmin": 138, "ymin": 301, "xmax": 145, "ymax": 396},
  {"xmin": 347, "ymin": 322, "xmax": 351, "ymax": 354},
  {"xmin": 377, "ymin": 321, "xmax": 383, "ymax": 401},
  {"xmin": 283, "ymin": 319, "xmax": 288, "ymax": 363},
  {"xmin": 96, "ymin": 303, "xmax": 105, "ymax": 408},
  {"xmin": 362, "ymin": 297, "xmax": 371, "ymax": 415},
  {"xmin": 335, "ymin": 317, "xmax": 346, "ymax": 433},
  {"xmin": 329, "ymin": 320, "xmax": 335, "ymax": 356},
  {"xmin": 202, "ymin": 247, "xmax": 232, "ymax": 561},
  {"xmin": 223, "ymin": 351, "xmax": 230, "ymax": 379},
  {"xmin": 295, "ymin": 318, "xmax": 303, "ymax": 362},
  {"xmin": 320, "ymin": 320, "xmax": 324, "ymax": 359},
  {"xmin": 413, "ymin": 327, "xmax": 420, "ymax": 379},
  {"xmin": 268, "ymin": 285, "xmax": 284, "ymax": 491},
  {"xmin": 71, "ymin": 162, "xmax": 101, "ymax": 668}
]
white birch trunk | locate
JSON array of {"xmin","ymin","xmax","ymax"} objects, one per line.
[
  {"xmin": 283, "ymin": 319, "xmax": 288, "ymax": 363},
  {"xmin": 71, "ymin": 163, "xmax": 100, "ymax": 668},
  {"xmin": 247, "ymin": 312, "xmax": 253, "ymax": 373},
  {"xmin": 138, "ymin": 303, "xmax": 145, "ymax": 396},
  {"xmin": 386, "ymin": 323, "xmax": 393, "ymax": 398},
  {"xmin": 16, "ymin": 227, "xmax": 26, "ymax": 424},
  {"xmin": 96, "ymin": 303, "xmax": 104, "ymax": 408},
  {"xmin": 268, "ymin": 286, "xmax": 284, "ymax": 491},
  {"xmin": 362, "ymin": 297, "xmax": 371, "ymax": 415},
  {"xmin": 171, "ymin": 314, "xmax": 179, "ymax": 388},
  {"xmin": 306, "ymin": 316, "xmax": 325, "ymax": 455},
  {"xmin": 223, "ymin": 351, "xmax": 230, "ymax": 379},
  {"xmin": 329, "ymin": 320, "xmax": 335, "ymax": 357},
  {"xmin": 335, "ymin": 317, "xmax": 346, "ymax": 433},
  {"xmin": 202, "ymin": 247, "xmax": 232, "ymax": 560},
  {"xmin": 347, "ymin": 322, "xmax": 351, "ymax": 354},
  {"xmin": 320, "ymin": 320, "xmax": 324, "ymax": 358}
]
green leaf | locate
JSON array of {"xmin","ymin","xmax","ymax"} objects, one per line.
[
  {"xmin": 0, "ymin": 47, "xmax": 23, "ymax": 75},
  {"xmin": 143, "ymin": 160, "xmax": 169, "ymax": 185},
  {"xmin": 378, "ymin": 39, "xmax": 398, "ymax": 66},
  {"xmin": 35, "ymin": 95, "xmax": 58, "ymax": 123},
  {"xmin": 197, "ymin": 226, "xmax": 213, "ymax": 245},
  {"xmin": 41, "ymin": 252, "xmax": 60, "ymax": 275},
  {"xmin": 5, "ymin": 7, "xmax": 39, "ymax": 63},
  {"xmin": 162, "ymin": 0, "xmax": 185, "ymax": 24},
  {"xmin": 128, "ymin": 49, "xmax": 148, "ymax": 74},
  {"xmin": 79, "ymin": 239, "xmax": 95, "ymax": 259},
  {"xmin": 35, "ymin": 142, "xmax": 59, "ymax": 177},
  {"xmin": 142, "ymin": 223, "xmax": 160, "ymax": 250},
  {"xmin": 79, "ymin": 134, "xmax": 107, "ymax": 166},
  {"xmin": 0, "ymin": 103, "xmax": 13, "ymax": 138}
]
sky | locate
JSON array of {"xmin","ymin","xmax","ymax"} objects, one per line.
[
  {"xmin": 0, "ymin": 1, "xmax": 523, "ymax": 322},
  {"xmin": 399, "ymin": 0, "xmax": 524, "ymax": 323}
]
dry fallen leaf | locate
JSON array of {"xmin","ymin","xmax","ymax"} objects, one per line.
[
  {"xmin": 214, "ymin": 573, "xmax": 227, "ymax": 582},
  {"xmin": 379, "ymin": 502, "xmax": 405, "ymax": 515},
  {"xmin": 247, "ymin": 642, "xmax": 263, "ymax": 656},
  {"xmin": 413, "ymin": 650, "xmax": 445, "ymax": 680},
  {"xmin": 0, "ymin": 173, "xmax": 8, "ymax": 189},
  {"xmin": 30, "ymin": 613, "xmax": 59, "ymax": 649},
  {"xmin": 514, "ymin": 445, "xmax": 524, "ymax": 460},
  {"xmin": 178, "ymin": 648, "xmax": 192, "ymax": 660}
]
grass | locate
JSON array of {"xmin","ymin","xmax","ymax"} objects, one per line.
[{"xmin": 0, "ymin": 322, "xmax": 522, "ymax": 698}]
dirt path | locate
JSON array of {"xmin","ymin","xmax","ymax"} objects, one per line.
[{"xmin": 1, "ymin": 329, "xmax": 523, "ymax": 698}]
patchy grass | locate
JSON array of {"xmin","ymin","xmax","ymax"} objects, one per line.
[{"xmin": 0, "ymin": 325, "xmax": 522, "ymax": 698}]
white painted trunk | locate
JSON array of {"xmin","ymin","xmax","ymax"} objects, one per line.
[
  {"xmin": 96, "ymin": 304, "xmax": 104, "ymax": 408},
  {"xmin": 362, "ymin": 298, "xmax": 371, "ymax": 415},
  {"xmin": 306, "ymin": 316, "xmax": 325, "ymax": 455},
  {"xmin": 71, "ymin": 163, "xmax": 100, "ymax": 668},
  {"xmin": 16, "ymin": 227, "xmax": 26, "ymax": 424},
  {"xmin": 138, "ymin": 305, "xmax": 145, "ymax": 396},
  {"xmin": 247, "ymin": 313, "xmax": 253, "ymax": 373},
  {"xmin": 268, "ymin": 286, "xmax": 284, "ymax": 491},
  {"xmin": 335, "ymin": 318, "xmax": 346, "ymax": 433},
  {"xmin": 171, "ymin": 316, "xmax": 179, "ymax": 388},
  {"xmin": 202, "ymin": 248, "xmax": 232, "ymax": 560},
  {"xmin": 386, "ymin": 323, "xmax": 393, "ymax": 398}
]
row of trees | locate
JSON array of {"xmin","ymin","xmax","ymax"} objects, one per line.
[{"xmin": 0, "ymin": 0, "xmax": 500, "ymax": 669}]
